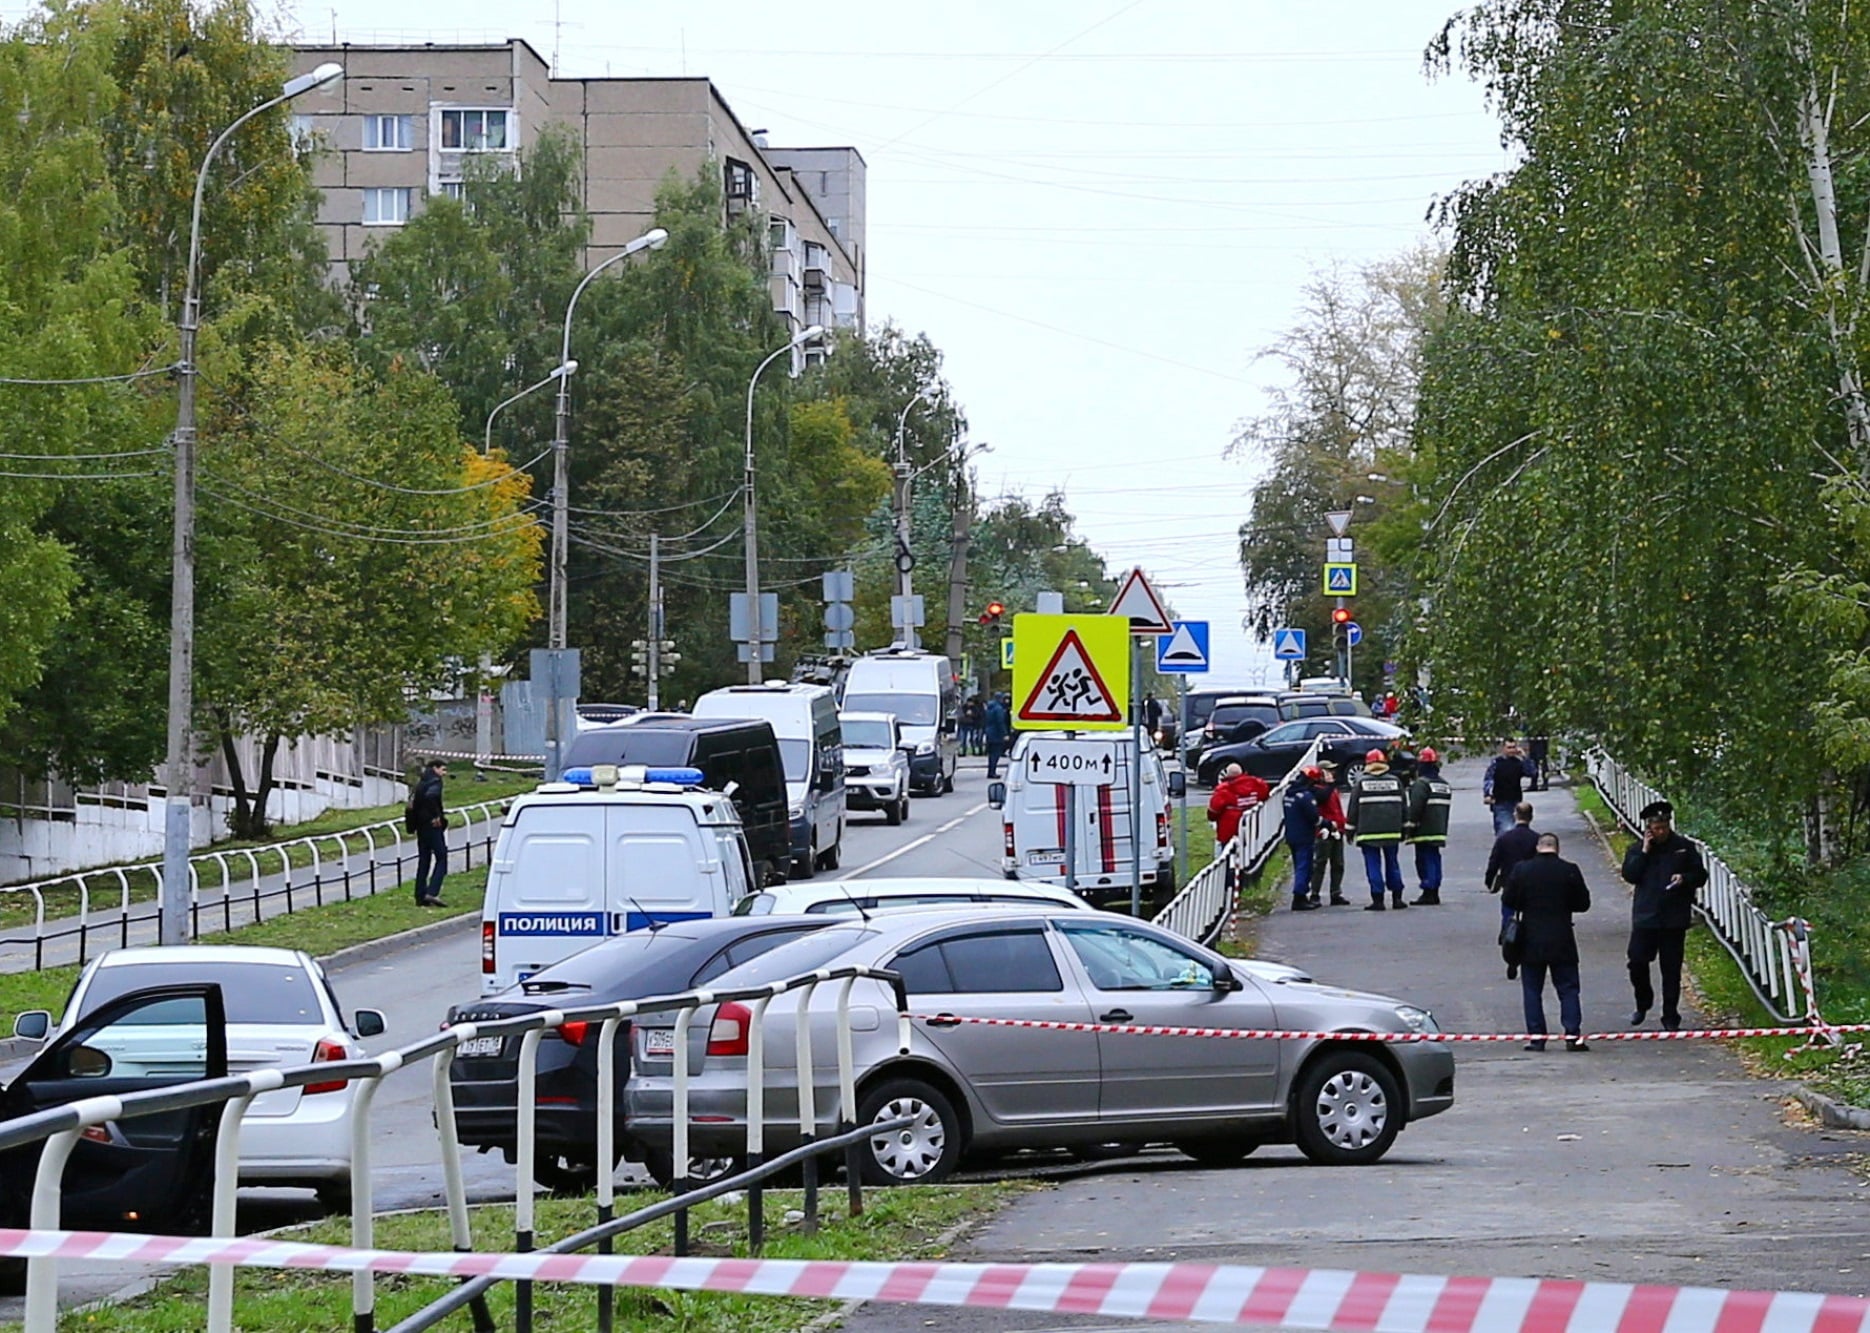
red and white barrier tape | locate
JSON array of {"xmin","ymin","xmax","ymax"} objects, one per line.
[
  {"xmin": 2, "ymin": 1228, "xmax": 1864, "ymax": 1331},
  {"xmin": 913, "ymin": 1013, "xmax": 1870, "ymax": 1043}
]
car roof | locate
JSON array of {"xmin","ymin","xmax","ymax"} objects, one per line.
[
  {"xmin": 838, "ymin": 711, "xmax": 897, "ymax": 724},
  {"xmin": 604, "ymin": 713, "xmax": 765, "ymax": 734},
  {"xmin": 760, "ymin": 877, "xmax": 1084, "ymax": 906},
  {"xmin": 507, "ymin": 915, "xmax": 829, "ymax": 987},
  {"xmin": 95, "ymin": 944, "xmax": 312, "ymax": 969}
]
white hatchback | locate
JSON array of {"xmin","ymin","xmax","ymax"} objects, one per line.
[{"xmin": 14, "ymin": 945, "xmax": 384, "ymax": 1208}]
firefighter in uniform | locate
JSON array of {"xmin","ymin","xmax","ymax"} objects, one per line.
[
  {"xmin": 1345, "ymin": 748, "xmax": 1407, "ymax": 910},
  {"xmin": 1404, "ymin": 745, "xmax": 1453, "ymax": 905}
]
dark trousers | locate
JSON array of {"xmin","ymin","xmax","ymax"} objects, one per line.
[
  {"xmin": 1628, "ymin": 926, "xmax": 1687, "ymax": 1024},
  {"xmin": 1308, "ymin": 836, "xmax": 1344, "ymax": 899},
  {"xmin": 415, "ymin": 825, "xmax": 449, "ymax": 901},
  {"xmin": 1359, "ymin": 843, "xmax": 1403, "ymax": 900},
  {"xmin": 1521, "ymin": 959, "xmax": 1582, "ymax": 1037},
  {"xmin": 1413, "ymin": 843, "xmax": 1443, "ymax": 893},
  {"xmin": 1288, "ymin": 837, "xmax": 1315, "ymax": 904},
  {"xmin": 986, "ymin": 739, "xmax": 1009, "ymax": 778}
]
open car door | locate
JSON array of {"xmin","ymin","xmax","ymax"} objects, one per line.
[{"xmin": 0, "ymin": 983, "xmax": 228, "ymax": 1233}]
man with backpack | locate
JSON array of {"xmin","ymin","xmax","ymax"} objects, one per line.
[{"xmin": 407, "ymin": 759, "xmax": 450, "ymax": 907}]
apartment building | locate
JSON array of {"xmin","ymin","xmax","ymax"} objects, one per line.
[{"xmin": 285, "ymin": 39, "xmax": 865, "ymax": 342}]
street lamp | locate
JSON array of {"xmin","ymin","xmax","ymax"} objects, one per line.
[
  {"xmin": 541, "ymin": 225, "xmax": 668, "ymax": 780},
  {"xmin": 160, "ymin": 59, "xmax": 343, "ymax": 947},
  {"xmin": 891, "ymin": 390, "xmax": 927, "ymax": 647},
  {"xmin": 742, "ymin": 324, "xmax": 826, "ymax": 683},
  {"xmin": 484, "ymin": 360, "xmax": 576, "ymax": 454}
]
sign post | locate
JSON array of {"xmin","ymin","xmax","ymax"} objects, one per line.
[
  {"xmin": 1107, "ymin": 568, "xmax": 1173, "ymax": 919},
  {"xmin": 1176, "ymin": 676, "xmax": 1188, "ymax": 887}
]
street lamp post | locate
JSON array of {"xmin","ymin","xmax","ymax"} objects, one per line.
[
  {"xmin": 484, "ymin": 360, "xmax": 576, "ymax": 455},
  {"xmin": 891, "ymin": 391, "xmax": 927, "ymax": 648},
  {"xmin": 160, "ymin": 60, "xmax": 343, "ymax": 947},
  {"xmin": 541, "ymin": 226, "xmax": 668, "ymax": 780},
  {"xmin": 742, "ymin": 325, "xmax": 825, "ymax": 683}
]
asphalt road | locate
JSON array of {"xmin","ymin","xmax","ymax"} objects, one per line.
[
  {"xmin": 7, "ymin": 763, "xmax": 1004, "ymax": 1317},
  {"xmin": 837, "ymin": 759, "xmax": 1870, "ymax": 1333}
]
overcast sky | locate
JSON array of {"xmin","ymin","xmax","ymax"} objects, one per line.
[{"xmin": 177, "ymin": 2, "xmax": 1518, "ymax": 683}]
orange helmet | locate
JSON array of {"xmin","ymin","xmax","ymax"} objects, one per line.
[
  {"xmin": 1365, "ymin": 749, "xmax": 1387, "ymax": 763},
  {"xmin": 1301, "ymin": 765, "xmax": 1325, "ymax": 782},
  {"xmin": 1418, "ymin": 746, "xmax": 1438, "ymax": 764}
]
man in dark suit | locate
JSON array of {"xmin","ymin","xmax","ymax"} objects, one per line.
[
  {"xmin": 1621, "ymin": 799, "xmax": 1708, "ymax": 1030},
  {"xmin": 1484, "ymin": 801, "xmax": 1540, "ymax": 940},
  {"xmin": 1504, "ymin": 832, "xmax": 1593, "ymax": 1051}
]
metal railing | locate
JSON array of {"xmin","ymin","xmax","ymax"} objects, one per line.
[
  {"xmin": 3, "ymin": 962, "xmax": 908, "ymax": 1333},
  {"xmin": 1587, "ymin": 749, "xmax": 1815, "ymax": 1025},
  {"xmin": 1153, "ymin": 739, "xmax": 1325, "ymax": 945},
  {"xmin": 0, "ymin": 799, "xmax": 509, "ymax": 971}
]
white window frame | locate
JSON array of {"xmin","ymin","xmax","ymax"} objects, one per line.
[
  {"xmin": 436, "ymin": 107, "xmax": 513, "ymax": 153},
  {"xmin": 363, "ymin": 113, "xmax": 414, "ymax": 151},
  {"xmin": 361, "ymin": 187, "xmax": 412, "ymax": 226},
  {"xmin": 438, "ymin": 181, "xmax": 467, "ymax": 202}
]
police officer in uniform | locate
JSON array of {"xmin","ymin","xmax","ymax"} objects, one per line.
[
  {"xmin": 1404, "ymin": 746, "xmax": 1453, "ymax": 905},
  {"xmin": 1345, "ymin": 748, "xmax": 1407, "ymax": 910},
  {"xmin": 1282, "ymin": 766, "xmax": 1325, "ymax": 912},
  {"xmin": 1621, "ymin": 799, "xmax": 1708, "ymax": 1030}
]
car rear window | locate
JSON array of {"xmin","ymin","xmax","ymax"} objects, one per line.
[
  {"xmin": 691, "ymin": 926, "xmax": 826, "ymax": 985},
  {"xmin": 81, "ymin": 962, "xmax": 322, "ymax": 1025},
  {"xmin": 707, "ymin": 927, "xmax": 877, "ymax": 987},
  {"xmin": 888, "ymin": 930, "xmax": 1062, "ymax": 995},
  {"xmin": 561, "ymin": 729, "xmax": 696, "ymax": 768}
]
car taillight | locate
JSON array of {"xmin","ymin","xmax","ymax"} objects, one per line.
[
  {"xmin": 305, "ymin": 1038, "xmax": 350, "ymax": 1095},
  {"xmin": 1156, "ymin": 812, "xmax": 1167, "ymax": 848},
  {"xmin": 1003, "ymin": 824, "xmax": 1015, "ymax": 857},
  {"xmin": 481, "ymin": 921, "xmax": 495, "ymax": 974},
  {"xmin": 80, "ymin": 1125, "xmax": 110, "ymax": 1144},
  {"xmin": 707, "ymin": 1001, "xmax": 752, "ymax": 1057},
  {"xmin": 548, "ymin": 1020, "xmax": 589, "ymax": 1046}
]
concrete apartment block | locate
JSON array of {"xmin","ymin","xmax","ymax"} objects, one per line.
[{"xmin": 288, "ymin": 39, "xmax": 865, "ymax": 337}]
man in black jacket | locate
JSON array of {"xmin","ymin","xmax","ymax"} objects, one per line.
[
  {"xmin": 409, "ymin": 759, "xmax": 450, "ymax": 907},
  {"xmin": 1503, "ymin": 833, "xmax": 1593, "ymax": 1051},
  {"xmin": 1621, "ymin": 799, "xmax": 1708, "ymax": 1030}
]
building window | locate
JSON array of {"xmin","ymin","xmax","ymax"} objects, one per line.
[
  {"xmin": 364, "ymin": 114, "xmax": 414, "ymax": 151},
  {"xmin": 362, "ymin": 187, "xmax": 412, "ymax": 225},
  {"xmin": 288, "ymin": 114, "xmax": 318, "ymax": 151},
  {"xmin": 439, "ymin": 108, "xmax": 511, "ymax": 151},
  {"xmin": 438, "ymin": 181, "xmax": 466, "ymax": 201}
]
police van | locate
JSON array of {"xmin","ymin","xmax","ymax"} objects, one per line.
[{"xmin": 478, "ymin": 764, "xmax": 758, "ymax": 994}]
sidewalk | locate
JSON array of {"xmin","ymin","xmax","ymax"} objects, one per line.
[{"xmin": 0, "ymin": 812, "xmax": 499, "ymax": 975}]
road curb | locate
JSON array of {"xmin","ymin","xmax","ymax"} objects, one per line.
[
  {"xmin": 318, "ymin": 910, "xmax": 479, "ymax": 971},
  {"xmin": 1788, "ymin": 1081, "xmax": 1870, "ymax": 1131}
]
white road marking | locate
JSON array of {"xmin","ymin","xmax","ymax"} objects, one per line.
[
  {"xmin": 839, "ymin": 802, "xmax": 989, "ymax": 879},
  {"xmin": 937, "ymin": 801, "xmax": 989, "ymax": 834}
]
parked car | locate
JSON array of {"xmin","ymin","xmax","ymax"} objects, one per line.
[
  {"xmin": 839, "ymin": 711, "xmax": 912, "ymax": 826},
  {"xmin": 0, "ymin": 982, "xmax": 229, "ymax": 1292},
  {"xmin": 1277, "ymin": 690, "xmax": 1374, "ymax": 720},
  {"xmin": 447, "ymin": 915, "xmax": 836, "ymax": 1190},
  {"xmin": 732, "ymin": 875, "xmax": 1092, "ymax": 919},
  {"xmin": 10, "ymin": 946, "xmax": 384, "ymax": 1209},
  {"xmin": 626, "ymin": 908, "xmax": 1452, "ymax": 1183},
  {"xmin": 1197, "ymin": 716, "xmax": 1408, "ymax": 787},
  {"xmin": 1184, "ymin": 694, "xmax": 1285, "ymax": 767}
]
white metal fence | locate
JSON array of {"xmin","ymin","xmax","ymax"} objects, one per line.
[
  {"xmin": 1, "ymin": 962, "xmax": 910, "ymax": 1333},
  {"xmin": 0, "ymin": 800, "xmax": 511, "ymax": 972},
  {"xmin": 1587, "ymin": 749, "xmax": 1817, "ymax": 1025}
]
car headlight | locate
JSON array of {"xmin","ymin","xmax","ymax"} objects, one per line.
[
  {"xmin": 1394, "ymin": 1005, "xmax": 1438, "ymax": 1033},
  {"xmin": 915, "ymin": 742, "xmax": 935, "ymax": 755},
  {"xmin": 788, "ymin": 804, "xmax": 805, "ymax": 820}
]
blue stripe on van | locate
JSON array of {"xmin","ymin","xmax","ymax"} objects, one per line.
[{"xmin": 615, "ymin": 910, "xmax": 711, "ymax": 933}]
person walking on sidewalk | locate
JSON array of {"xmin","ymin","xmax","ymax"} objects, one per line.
[
  {"xmin": 408, "ymin": 759, "xmax": 450, "ymax": 907},
  {"xmin": 1309, "ymin": 759, "xmax": 1350, "ymax": 906},
  {"xmin": 1622, "ymin": 799, "xmax": 1708, "ymax": 1031},
  {"xmin": 1483, "ymin": 740, "xmax": 1533, "ymax": 836},
  {"xmin": 1404, "ymin": 746, "xmax": 1452, "ymax": 904},
  {"xmin": 1346, "ymin": 749, "xmax": 1407, "ymax": 910},
  {"xmin": 1485, "ymin": 801, "xmax": 1539, "ymax": 921},
  {"xmin": 1282, "ymin": 766, "xmax": 1326, "ymax": 912},
  {"xmin": 984, "ymin": 694, "xmax": 1012, "ymax": 778},
  {"xmin": 1503, "ymin": 832, "xmax": 1593, "ymax": 1051}
]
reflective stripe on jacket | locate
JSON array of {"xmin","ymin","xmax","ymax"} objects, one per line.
[
  {"xmin": 1345, "ymin": 771, "xmax": 1405, "ymax": 843},
  {"xmin": 1405, "ymin": 771, "xmax": 1453, "ymax": 844}
]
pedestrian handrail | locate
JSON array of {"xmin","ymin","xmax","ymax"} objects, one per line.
[
  {"xmin": 1153, "ymin": 739, "xmax": 1325, "ymax": 945},
  {"xmin": 10, "ymin": 960, "xmax": 909, "ymax": 1333},
  {"xmin": 1586, "ymin": 749, "xmax": 1818, "ymax": 1027},
  {"xmin": 0, "ymin": 799, "xmax": 511, "ymax": 972}
]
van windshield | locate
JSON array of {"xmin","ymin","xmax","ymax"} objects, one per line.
[
  {"xmin": 779, "ymin": 739, "xmax": 811, "ymax": 782},
  {"xmin": 844, "ymin": 692, "xmax": 937, "ymax": 726}
]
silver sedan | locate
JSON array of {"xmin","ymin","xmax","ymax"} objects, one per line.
[{"xmin": 625, "ymin": 909, "xmax": 1452, "ymax": 1183}]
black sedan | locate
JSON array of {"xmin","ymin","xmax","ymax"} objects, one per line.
[
  {"xmin": 446, "ymin": 915, "xmax": 833, "ymax": 1191},
  {"xmin": 1197, "ymin": 716, "xmax": 1408, "ymax": 787}
]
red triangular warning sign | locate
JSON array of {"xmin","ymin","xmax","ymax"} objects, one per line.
[
  {"xmin": 1017, "ymin": 630, "xmax": 1124, "ymax": 724},
  {"xmin": 1106, "ymin": 567, "xmax": 1172, "ymax": 635}
]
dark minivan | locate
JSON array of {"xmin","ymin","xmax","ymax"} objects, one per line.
[{"xmin": 560, "ymin": 715, "xmax": 791, "ymax": 883}]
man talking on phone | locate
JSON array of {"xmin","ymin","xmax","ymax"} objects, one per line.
[{"xmin": 1621, "ymin": 799, "xmax": 1707, "ymax": 1030}]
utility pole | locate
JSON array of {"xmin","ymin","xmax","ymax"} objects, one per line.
[
  {"xmin": 942, "ymin": 455, "xmax": 972, "ymax": 669},
  {"xmin": 647, "ymin": 534, "xmax": 662, "ymax": 711},
  {"xmin": 893, "ymin": 391, "xmax": 924, "ymax": 650}
]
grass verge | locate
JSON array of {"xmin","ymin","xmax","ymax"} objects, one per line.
[
  {"xmin": 43, "ymin": 1181, "xmax": 1037, "ymax": 1333},
  {"xmin": 0, "ymin": 871, "xmax": 486, "ymax": 1031}
]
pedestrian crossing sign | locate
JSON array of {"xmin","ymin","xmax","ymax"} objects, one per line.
[
  {"xmin": 1011, "ymin": 613, "xmax": 1129, "ymax": 732},
  {"xmin": 1000, "ymin": 638, "xmax": 1014, "ymax": 669},
  {"xmin": 1323, "ymin": 563, "xmax": 1357, "ymax": 595}
]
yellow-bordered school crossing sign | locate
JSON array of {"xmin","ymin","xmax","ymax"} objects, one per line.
[{"xmin": 1011, "ymin": 614, "xmax": 1130, "ymax": 732}]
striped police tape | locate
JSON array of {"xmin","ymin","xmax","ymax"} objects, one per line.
[
  {"xmin": 1, "ymin": 1228, "xmax": 1864, "ymax": 1331},
  {"xmin": 913, "ymin": 1013, "xmax": 1870, "ymax": 1043}
]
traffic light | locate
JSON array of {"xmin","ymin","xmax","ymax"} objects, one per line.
[
  {"xmin": 978, "ymin": 600, "xmax": 1007, "ymax": 627},
  {"xmin": 629, "ymin": 639, "xmax": 650, "ymax": 677},
  {"xmin": 1330, "ymin": 605, "xmax": 1353, "ymax": 626}
]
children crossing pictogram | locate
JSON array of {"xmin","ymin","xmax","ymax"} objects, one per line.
[{"xmin": 1018, "ymin": 630, "xmax": 1123, "ymax": 724}]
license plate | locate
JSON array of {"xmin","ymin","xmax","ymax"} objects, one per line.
[
  {"xmin": 645, "ymin": 1029, "xmax": 676, "ymax": 1056},
  {"xmin": 1027, "ymin": 850, "xmax": 1064, "ymax": 865},
  {"xmin": 458, "ymin": 1036, "xmax": 504, "ymax": 1058}
]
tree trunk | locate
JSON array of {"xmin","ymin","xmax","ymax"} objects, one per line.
[
  {"xmin": 249, "ymin": 734, "xmax": 281, "ymax": 839},
  {"xmin": 1796, "ymin": 46, "xmax": 1870, "ymax": 472},
  {"xmin": 216, "ymin": 712, "xmax": 254, "ymax": 839}
]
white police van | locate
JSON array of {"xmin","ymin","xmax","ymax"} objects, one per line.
[{"xmin": 479, "ymin": 764, "xmax": 758, "ymax": 994}]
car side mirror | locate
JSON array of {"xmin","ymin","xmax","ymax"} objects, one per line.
[
  {"xmin": 353, "ymin": 1009, "xmax": 387, "ymax": 1039},
  {"xmin": 13, "ymin": 1010, "xmax": 50, "ymax": 1042},
  {"xmin": 987, "ymin": 781, "xmax": 1007, "ymax": 809},
  {"xmin": 1213, "ymin": 969, "xmax": 1243, "ymax": 994},
  {"xmin": 1167, "ymin": 771, "xmax": 1187, "ymax": 799}
]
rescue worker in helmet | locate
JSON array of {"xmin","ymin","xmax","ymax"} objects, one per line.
[{"xmin": 1346, "ymin": 748, "xmax": 1407, "ymax": 910}]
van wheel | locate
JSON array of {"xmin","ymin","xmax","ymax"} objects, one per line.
[
  {"xmin": 817, "ymin": 841, "xmax": 841, "ymax": 871},
  {"xmin": 941, "ymin": 772, "xmax": 955, "ymax": 794},
  {"xmin": 794, "ymin": 848, "xmax": 816, "ymax": 880},
  {"xmin": 885, "ymin": 798, "xmax": 903, "ymax": 826}
]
